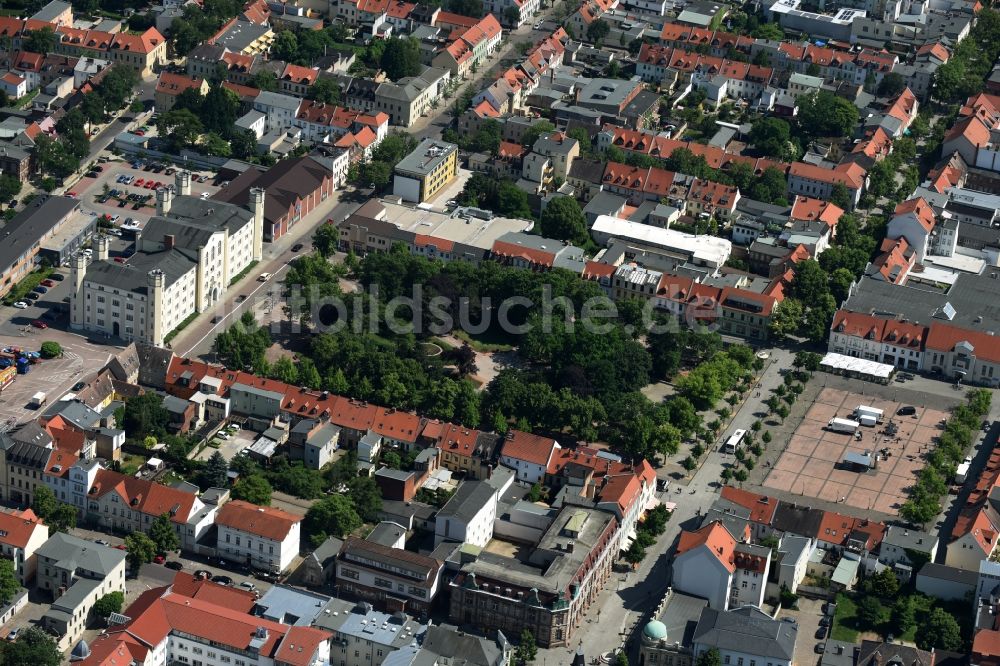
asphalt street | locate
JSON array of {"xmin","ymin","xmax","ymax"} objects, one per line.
[{"xmin": 170, "ymin": 192, "xmax": 363, "ymax": 358}]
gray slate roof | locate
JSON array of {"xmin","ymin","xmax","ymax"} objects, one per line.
[
  {"xmin": 693, "ymin": 606, "xmax": 797, "ymax": 660},
  {"xmin": 436, "ymin": 481, "xmax": 497, "ymax": 524},
  {"xmin": 37, "ymin": 532, "xmax": 126, "ymax": 575}
]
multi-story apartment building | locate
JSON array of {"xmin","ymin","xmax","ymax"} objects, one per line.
[
  {"xmin": 37, "ymin": 533, "xmax": 126, "ymax": 651},
  {"xmin": 0, "ymin": 195, "xmax": 82, "ymax": 300},
  {"xmin": 70, "ymin": 173, "xmax": 264, "ymax": 346},
  {"xmin": 0, "ymin": 507, "xmax": 49, "ymax": 584},
  {"xmin": 65, "ymin": 465, "xmax": 216, "ymax": 552},
  {"xmin": 216, "ymin": 500, "xmax": 302, "ymax": 573},
  {"xmin": 335, "ymin": 537, "xmax": 443, "ymax": 614},
  {"xmin": 673, "ymin": 521, "xmax": 772, "ymax": 611}
]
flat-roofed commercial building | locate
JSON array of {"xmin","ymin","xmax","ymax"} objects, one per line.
[{"xmin": 393, "ymin": 139, "xmax": 459, "ymax": 203}]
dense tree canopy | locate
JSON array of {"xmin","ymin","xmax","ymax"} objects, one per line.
[
  {"xmin": 539, "ymin": 196, "xmax": 589, "ymax": 245},
  {"xmin": 380, "ymin": 38, "xmax": 422, "ymax": 81},
  {"xmin": 797, "ymin": 90, "xmax": 859, "ymax": 138}
]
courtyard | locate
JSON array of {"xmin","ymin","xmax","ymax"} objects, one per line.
[{"xmin": 762, "ymin": 387, "xmax": 948, "ymax": 516}]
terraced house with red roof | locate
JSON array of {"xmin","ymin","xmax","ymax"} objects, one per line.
[
  {"xmin": 432, "ymin": 14, "xmax": 503, "ymax": 79},
  {"xmin": 63, "ymin": 466, "xmax": 216, "ymax": 552}
]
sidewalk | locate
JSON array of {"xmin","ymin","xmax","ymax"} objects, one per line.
[{"xmin": 536, "ymin": 348, "xmax": 797, "ymax": 663}]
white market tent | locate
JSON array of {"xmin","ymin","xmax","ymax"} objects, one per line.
[{"xmin": 820, "ymin": 352, "xmax": 895, "ymax": 384}]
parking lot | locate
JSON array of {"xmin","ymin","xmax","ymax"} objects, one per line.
[
  {"xmin": 778, "ymin": 597, "xmax": 828, "ymax": 666},
  {"xmin": 71, "ymin": 158, "xmax": 222, "ymax": 230},
  {"xmin": 195, "ymin": 428, "xmax": 255, "ymax": 462},
  {"xmin": 0, "ymin": 263, "xmax": 125, "ymax": 426},
  {"xmin": 763, "ymin": 387, "xmax": 950, "ymax": 516}
]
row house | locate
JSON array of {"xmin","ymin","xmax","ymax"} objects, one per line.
[
  {"xmin": 279, "ymin": 62, "xmax": 319, "ymax": 97},
  {"xmin": 292, "ymin": 99, "xmax": 389, "ymax": 151},
  {"xmin": 432, "ymin": 14, "xmax": 503, "ymax": 80},
  {"xmin": 657, "ymin": 24, "xmax": 754, "ymax": 59},
  {"xmin": 828, "ymin": 310, "xmax": 926, "ymax": 371},
  {"xmin": 950, "ymin": 447, "xmax": 1000, "ymax": 571},
  {"xmin": 601, "ymin": 161, "xmax": 676, "ymax": 202},
  {"xmin": 786, "ymin": 161, "xmax": 866, "ymax": 208},
  {"xmin": 67, "ymin": 465, "xmax": 216, "ymax": 552},
  {"xmin": 51, "ymin": 24, "xmax": 166, "ymax": 76},
  {"xmin": 472, "ymin": 29, "xmax": 566, "ymax": 115},
  {"xmin": 685, "ymin": 178, "xmax": 740, "ymax": 221}
]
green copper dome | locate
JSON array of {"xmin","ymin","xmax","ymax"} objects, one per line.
[{"xmin": 644, "ymin": 620, "xmax": 667, "ymax": 640}]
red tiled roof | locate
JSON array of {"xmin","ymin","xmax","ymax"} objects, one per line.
[
  {"xmin": 974, "ymin": 629, "xmax": 1000, "ymax": 664},
  {"xmin": 111, "ymin": 27, "xmax": 165, "ymax": 54},
  {"xmin": 870, "ymin": 237, "xmax": 913, "ymax": 284},
  {"xmin": 791, "ymin": 195, "xmax": 843, "ymax": 227},
  {"xmin": 944, "ymin": 115, "xmax": 991, "ymax": 147},
  {"xmin": 583, "ymin": 261, "xmax": 616, "ymax": 280},
  {"xmin": 216, "ymin": 500, "xmax": 301, "ymax": 541},
  {"xmin": 501, "ymin": 430, "xmax": 559, "ymax": 467},
  {"xmin": 789, "ymin": 161, "xmax": 865, "ymax": 189},
  {"xmin": 281, "ymin": 63, "xmax": 318, "ymax": 84},
  {"xmin": 927, "ymin": 322, "xmax": 1000, "ymax": 364},
  {"xmin": 917, "ymin": 42, "xmax": 950, "ymax": 63},
  {"xmin": 90, "ymin": 469, "xmax": 199, "ymax": 524},
  {"xmin": 598, "ymin": 474, "xmax": 642, "ymax": 514},
  {"xmin": 886, "ymin": 88, "xmax": 918, "ymax": 123},
  {"xmin": 0, "ymin": 508, "xmax": 45, "ymax": 550},
  {"xmin": 892, "ymin": 196, "xmax": 935, "ymax": 232},
  {"xmin": 277, "ymin": 626, "xmax": 331, "ymax": 666},
  {"xmin": 372, "ymin": 407, "xmax": 422, "ymax": 442},
  {"xmin": 170, "ymin": 571, "xmax": 257, "ymax": 612},
  {"xmin": 676, "ymin": 522, "xmax": 737, "ymax": 572},
  {"xmin": 720, "ymin": 486, "xmax": 778, "ymax": 525},
  {"xmin": 155, "ymin": 72, "xmax": 204, "ymax": 97},
  {"xmin": 435, "ymin": 10, "xmax": 478, "ymax": 29},
  {"xmin": 491, "ymin": 239, "xmax": 558, "ymax": 267},
  {"xmin": 816, "ymin": 510, "xmax": 885, "ymax": 549}
]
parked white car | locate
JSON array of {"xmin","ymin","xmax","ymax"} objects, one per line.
[{"xmin": 12, "ymin": 301, "xmax": 28, "ymax": 309}]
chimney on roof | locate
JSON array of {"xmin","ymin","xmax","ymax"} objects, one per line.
[{"xmin": 164, "ymin": 234, "xmax": 175, "ymax": 250}]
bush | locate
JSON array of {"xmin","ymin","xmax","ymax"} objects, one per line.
[{"xmin": 39, "ymin": 341, "xmax": 62, "ymax": 358}]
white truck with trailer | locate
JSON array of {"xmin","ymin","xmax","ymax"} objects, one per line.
[
  {"xmin": 854, "ymin": 405, "xmax": 884, "ymax": 424},
  {"xmin": 827, "ymin": 417, "xmax": 860, "ymax": 434}
]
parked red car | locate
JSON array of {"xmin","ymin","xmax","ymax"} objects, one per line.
[
  {"xmin": 40, "ymin": 279, "xmax": 55, "ymax": 287},
  {"xmin": 153, "ymin": 555, "xmax": 165, "ymax": 564},
  {"xmin": 31, "ymin": 320, "xmax": 47, "ymax": 329}
]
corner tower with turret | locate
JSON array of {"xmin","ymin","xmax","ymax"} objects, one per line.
[
  {"xmin": 70, "ymin": 251, "xmax": 87, "ymax": 331},
  {"xmin": 250, "ymin": 187, "xmax": 265, "ymax": 262},
  {"xmin": 147, "ymin": 269, "xmax": 165, "ymax": 347}
]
